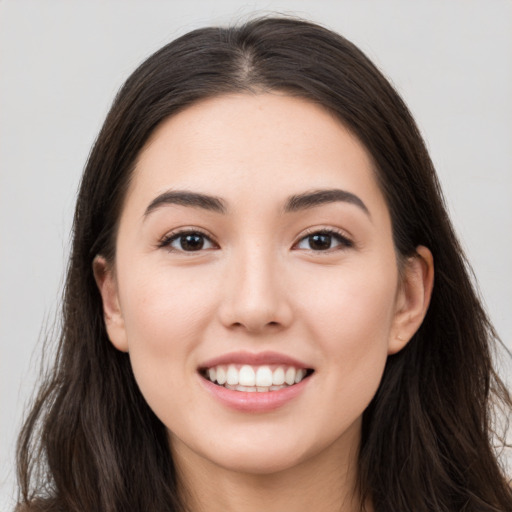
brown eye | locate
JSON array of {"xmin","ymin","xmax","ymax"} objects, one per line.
[
  {"xmin": 308, "ymin": 233, "xmax": 333, "ymax": 250},
  {"xmin": 164, "ymin": 231, "xmax": 216, "ymax": 252},
  {"xmin": 178, "ymin": 233, "xmax": 205, "ymax": 251},
  {"xmin": 296, "ymin": 230, "xmax": 353, "ymax": 251}
]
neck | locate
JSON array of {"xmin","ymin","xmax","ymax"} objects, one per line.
[{"xmin": 170, "ymin": 421, "xmax": 369, "ymax": 512}]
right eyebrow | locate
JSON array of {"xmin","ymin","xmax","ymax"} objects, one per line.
[
  {"xmin": 144, "ymin": 190, "xmax": 227, "ymax": 218},
  {"xmin": 284, "ymin": 188, "xmax": 370, "ymax": 217}
]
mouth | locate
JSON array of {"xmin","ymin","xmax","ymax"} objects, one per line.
[{"xmin": 199, "ymin": 364, "xmax": 315, "ymax": 393}]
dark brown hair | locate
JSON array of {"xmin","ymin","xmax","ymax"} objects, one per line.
[{"xmin": 17, "ymin": 16, "xmax": 512, "ymax": 512}]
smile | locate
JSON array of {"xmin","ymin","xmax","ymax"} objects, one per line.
[{"xmin": 200, "ymin": 364, "xmax": 313, "ymax": 392}]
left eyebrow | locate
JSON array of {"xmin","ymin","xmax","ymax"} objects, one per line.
[
  {"xmin": 144, "ymin": 190, "xmax": 227, "ymax": 217},
  {"xmin": 284, "ymin": 189, "xmax": 370, "ymax": 217}
]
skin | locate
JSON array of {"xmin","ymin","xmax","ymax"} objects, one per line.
[{"xmin": 94, "ymin": 93, "xmax": 433, "ymax": 512}]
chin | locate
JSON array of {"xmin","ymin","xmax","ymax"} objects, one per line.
[
  {"xmin": 209, "ymin": 445, "xmax": 311, "ymax": 476},
  {"xmin": 178, "ymin": 426, "xmax": 327, "ymax": 477}
]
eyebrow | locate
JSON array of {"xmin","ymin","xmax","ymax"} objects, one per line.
[
  {"xmin": 144, "ymin": 190, "xmax": 226, "ymax": 217},
  {"xmin": 143, "ymin": 188, "xmax": 369, "ymax": 218},
  {"xmin": 284, "ymin": 189, "xmax": 370, "ymax": 216}
]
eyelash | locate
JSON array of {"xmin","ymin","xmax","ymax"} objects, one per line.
[
  {"xmin": 158, "ymin": 228, "xmax": 353, "ymax": 253},
  {"xmin": 292, "ymin": 228, "xmax": 353, "ymax": 252},
  {"xmin": 158, "ymin": 228, "xmax": 218, "ymax": 253}
]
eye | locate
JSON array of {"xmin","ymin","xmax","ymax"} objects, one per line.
[
  {"xmin": 294, "ymin": 230, "xmax": 353, "ymax": 251},
  {"xmin": 160, "ymin": 230, "xmax": 217, "ymax": 252}
]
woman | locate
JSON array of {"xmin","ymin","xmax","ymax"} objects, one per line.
[{"xmin": 16, "ymin": 16, "xmax": 512, "ymax": 512}]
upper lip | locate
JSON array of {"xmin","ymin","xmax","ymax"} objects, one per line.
[{"xmin": 199, "ymin": 351, "xmax": 312, "ymax": 370}]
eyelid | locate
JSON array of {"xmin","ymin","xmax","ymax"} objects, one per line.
[
  {"xmin": 156, "ymin": 225, "xmax": 353, "ymax": 252},
  {"xmin": 158, "ymin": 227, "xmax": 219, "ymax": 252},
  {"xmin": 292, "ymin": 227, "xmax": 354, "ymax": 251}
]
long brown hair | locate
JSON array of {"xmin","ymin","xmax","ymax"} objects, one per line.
[{"xmin": 17, "ymin": 16, "xmax": 512, "ymax": 512}]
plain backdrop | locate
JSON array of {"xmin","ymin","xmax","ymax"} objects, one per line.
[{"xmin": 1, "ymin": 0, "xmax": 511, "ymax": 508}]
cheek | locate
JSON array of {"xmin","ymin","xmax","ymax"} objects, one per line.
[
  {"xmin": 115, "ymin": 262, "xmax": 222, "ymax": 403},
  {"xmin": 116, "ymin": 264, "xmax": 221, "ymax": 425},
  {"xmin": 296, "ymin": 260, "xmax": 398, "ymax": 392},
  {"xmin": 298, "ymin": 258, "xmax": 397, "ymax": 336},
  {"xmin": 119, "ymin": 263, "xmax": 216, "ymax": 346}
]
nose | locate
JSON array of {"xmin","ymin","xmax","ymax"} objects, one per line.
[{"xmin": 218, "ymin": 245, "xmax": 293, "ymax": 334}]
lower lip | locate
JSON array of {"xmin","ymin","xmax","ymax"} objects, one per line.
[{"xmin": 199, "ymin": 374, "xmax": 311, "ymax": 412}]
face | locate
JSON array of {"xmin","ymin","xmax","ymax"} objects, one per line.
[{"xmin": 95, "ymin": 93, "xmax": 432, "ymax": 477}]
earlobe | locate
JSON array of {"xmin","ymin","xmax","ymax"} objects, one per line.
[
  {"xmin": 388, "ymin": 246, "xmax": 434, "ymax": 354},
  {"xmin": 92, "ymin": 255, "xmax": 129, "ymax": 352}
]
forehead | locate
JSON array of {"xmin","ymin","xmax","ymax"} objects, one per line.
[{"xmin": 126, "ymin": 93, "xmax": 387, "ymax": 216}]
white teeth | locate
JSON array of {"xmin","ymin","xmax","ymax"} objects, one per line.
[
  {"xmin": 239, "ymin": 365, "xmax": 256, "ymax": 386},
  {"xmin": 285, "ymin": 367, "xmax": 296, "ymax": 385},
  {"xmin": 236, "ymin": 385, "xmax": 257, "ymax": 392},
  {"xmin": 256, "ymin": 366, "xmax": 273, "ymax": 387},
  {"xmin": 226, "ymin": 365, "xmax": 239, "ymax": 385},
  {"xmin": 216, "ymin": 366, "xmax": 226, "ymax": 385},
  {"xmin": 239, "ymin": 385, "xmax": 287, "ymax": 392},
  {"xmin": 205, "ymin": 364, "xmax": 310, "ymax": 391},
  {"xmin": 295, "ymin": 369, "xmax": 305, "ymax": 384},
  {"xmin": 272, "ymin": 367, "xmax": 285, "ymax": 385}
]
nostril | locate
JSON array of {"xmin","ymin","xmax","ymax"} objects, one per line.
[{"xmin": 228, "ymin": 319, "xmax": 283, "ymax": 333}]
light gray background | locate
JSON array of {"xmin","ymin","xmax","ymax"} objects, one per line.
[{"xmin": 1, "ymin": 0, "xmax": 511, "ymax": 508}]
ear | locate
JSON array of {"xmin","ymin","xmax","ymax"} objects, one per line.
[
  {"xmin": 93, "ymin": 255, "xmax": 129, "ymax": 352},
  {"xmin": 388, "ymin": 246, "xmax": 434, "ymax": 354}
]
